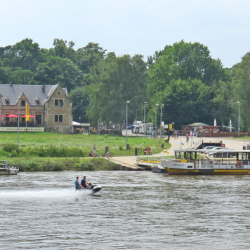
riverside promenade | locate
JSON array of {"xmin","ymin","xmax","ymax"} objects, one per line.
[{"xmin": 109, "ymin": 135, "xmax": 248, "ymax": 170}]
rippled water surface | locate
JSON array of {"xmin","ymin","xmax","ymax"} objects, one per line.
[{"xmin": 1, "ymin": 171, "xmax": 250, "ymax": 249}]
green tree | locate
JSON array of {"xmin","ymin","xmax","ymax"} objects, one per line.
[
  {"xmin": 76, "ymin": 42, "xmax": 106, "ymax": 74},
  {"xmin": 86, "ymin": 54, "xmax": 147, "ymax": 127},
  {"xmin": 10, "ymin": 68, "xmax": 36, "ymax": 85},
  {"xmin": 232, "ymin": 52, "xmax": 250, "ymax": 132},
  {"xmin": 147, "ymin": 40, "xmax": 232, "ymax": 129},
  {"xmin": 69, "ymin": 86, "xmax": 89, "ymax": 122},
  {"xmin": 35, "ymin": 56, "xmax": 83, "ymax": 91}
]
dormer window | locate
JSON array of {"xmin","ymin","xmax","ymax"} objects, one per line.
[
  {"xmin": 35, "ymin": 97, "xmax": 40, "ymax": 105},
  {"xmin": 21, "ymin": 100, "xmax": 25, "ymax": 106},
  {"xmin": 5, "ymin": 97, "xmax": 9, "ymax": 104}
]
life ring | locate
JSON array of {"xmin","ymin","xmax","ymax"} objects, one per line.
[{"xmin": 236, "ymin": 162, "xmax": 241, "ymax": 168}]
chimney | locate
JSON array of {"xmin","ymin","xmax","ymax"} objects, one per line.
[{"xmin": 42, "ymin": 83, "xmax": 45, "ymax": 92}]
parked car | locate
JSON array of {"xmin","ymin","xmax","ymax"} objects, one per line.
[
  {"xmin": 203, "ymin": 146, "xmax": 217, "ymax": 151},
  {"xmin": 127, "ymin": 125, "xmax": 134, "ymax": 130}
]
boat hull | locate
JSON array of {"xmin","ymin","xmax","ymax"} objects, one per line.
[
  {"xmin": 0, "ymin": 169, "xmax": 19, "ymax": 175},
  {"xmin": 167, "ymin": 168, "xmax": 250, "ymax": 175}
]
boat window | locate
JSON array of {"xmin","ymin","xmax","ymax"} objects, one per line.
[
  {"xmin": 175, "ymin": 152, "xmax": 180, "ymax": 159},
  {"xmin": 243, "ymin": 153, "xmax": 249, "ymax": 160},
  {"xmin": 180, "ymin": 152, "xmax": 185, "ymax": 159}
]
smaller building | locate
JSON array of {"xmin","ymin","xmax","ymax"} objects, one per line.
[{"xmin": 181, "ymin": 122, "xmax": 220, "ymax": 137}]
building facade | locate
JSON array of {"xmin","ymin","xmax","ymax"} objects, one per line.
[
  {"xmin": 0, "ymin": 83, "xmax": 72, "ymax": 133},
  {"xmin": 181, "ymin": 122, "xmax": 220, "ymax": 137}
]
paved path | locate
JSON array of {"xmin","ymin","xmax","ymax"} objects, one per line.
[{"xmin": 109, "ymin": 136, "xmax": 248, "ymax": 169}]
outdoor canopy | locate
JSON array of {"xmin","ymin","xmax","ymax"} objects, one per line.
[
  {"xmin": 22, "ymin": 115, "xmax": 35, "ymax": 118},
  {"xmin": 6, "ymin": 114, "xmax": 18, "ymax": 118},
  {"xmin": 0, "ymin": 115, "xmax": 3, "ymax": 117}
]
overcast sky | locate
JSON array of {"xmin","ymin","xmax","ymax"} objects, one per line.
[{"xmin": 1, "ymin": 0, "xmax": 249, "ymax": 68}]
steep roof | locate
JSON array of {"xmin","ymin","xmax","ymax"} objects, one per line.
[{"xmin": 0, "ymin": 84, "xmax": 67, "ymax": 105}]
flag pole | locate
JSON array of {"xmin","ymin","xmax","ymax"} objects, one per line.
[{"xmin": 18, "ymin": 98, "xmax": 20, "ymax": 148}]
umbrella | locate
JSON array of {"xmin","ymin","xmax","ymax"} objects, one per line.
[
  {"xmin": 22, "ymin": 115, "xmax": 35, "ymax": 118},
  {"xmin": 0, "ymin": 115, "xmax": 3, "ymax": 117},
  {"xmin": 6, "ymin": 114, "xmax": 18, "ymax": 118}
]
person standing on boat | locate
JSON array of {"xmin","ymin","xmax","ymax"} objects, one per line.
[
  {"xmin": 81, "ymin": 176, "xmax": 90, "ymax": 189},
  {"xmin": 75, "ymin": 176, "xmax": 81, "ymax": 189}
]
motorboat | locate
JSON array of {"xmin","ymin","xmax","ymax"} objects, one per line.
[
  {"xmin": 162, "ymin": 149, "xmax": 250, "ymax": 175},
  {"xmin": 75, "ymin": 183, "xmax": 102, "ymax": 194},
  {"xmin": 0, "ymin": 160, "xmax": 19, "ymax": 175}
]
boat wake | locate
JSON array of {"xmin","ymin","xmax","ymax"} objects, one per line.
[{"xmin": 0, "ymin": 189, "xmax": 93, "ymax": 199}]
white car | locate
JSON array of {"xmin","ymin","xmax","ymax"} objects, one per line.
[{"xmin": 203, "ymin": 146, "xmax": 217, "ymax": 151}]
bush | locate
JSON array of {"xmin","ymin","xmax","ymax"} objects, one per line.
[
  {"xmin": 2, "ymin": 143, "xmax": 19, "ymax": 153},
  {"xmin": 74, "ymin": 161, "xmax": 95, "ymax": 171}
]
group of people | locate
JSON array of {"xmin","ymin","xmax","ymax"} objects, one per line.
[
  {"xmin": 243, "ymin": 143, "xmax": 250, "ymax": 150},
  {"xmin": 75, "ymin": 176, "xmax": 90, "ymax": 189},
  {"xmin": 91, "ymin": 144, "xmax": 109, "ymax": 157}
]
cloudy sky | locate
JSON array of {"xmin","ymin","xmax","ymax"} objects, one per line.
[{"xmin": 1, "ymin": 0, "xmax": 249, "ymax": 68}]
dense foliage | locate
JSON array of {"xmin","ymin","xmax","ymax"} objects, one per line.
[{"xmin": 0, "ymin": 38, "xmax": 249, "ymax": 131}]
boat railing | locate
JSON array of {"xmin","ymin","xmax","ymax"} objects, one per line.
[{"xmin": 198, "ymin": 159, "xmax": 249, "ymax": 169}]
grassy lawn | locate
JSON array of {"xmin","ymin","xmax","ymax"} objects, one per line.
[{"xmin": 0, "ymin": 132, "xmax": 171, "ymax": 158}]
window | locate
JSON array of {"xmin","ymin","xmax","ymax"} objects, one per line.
[
  {"xmin": 55, "ymin": 99, "xmax": 63, "ymax": 106},
  {"xmin": 21, "ymin": 100, "xmax": 25, "ymax": 106},
  {"xmin": 55, "ymin": 115, "xmax": 63, "ymax": 122}
]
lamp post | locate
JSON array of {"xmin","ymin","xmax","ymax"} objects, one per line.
[
  {"xmin": 155, "ymin": 104, "xmax": 159, "ymax": 144},
  {"xmin": 160, "ymin": 104, "xmax": 164, "ymax": 143},
  {"xmin": 237, "ymin": 101, "xmax": 240, "ymax": 137},
  {"xmin": 126, "ymin": 101, "xmax": 130, "ymax": 150},
  {"xmin": 144, "ymin": 102, "xmax": 147, "ymax": 137}
]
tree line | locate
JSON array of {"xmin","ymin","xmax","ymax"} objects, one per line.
[{"xmin": 0, "ymin": 38, "xmax": 249, "ymax": 131}]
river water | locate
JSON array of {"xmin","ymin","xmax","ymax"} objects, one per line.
[{"xmin": 1, "ymin": 171, "xmax": 250, "ymax": 250}]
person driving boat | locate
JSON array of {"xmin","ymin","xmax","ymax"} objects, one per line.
[{"xmin": 81, "ymin": 176, "xmax": 90, "ymax": 189}]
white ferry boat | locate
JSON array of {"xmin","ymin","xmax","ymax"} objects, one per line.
[
  {"xmin": 162, "ymin": 149, "xmax": 250, "ymax": 175},
  {"xmin": 0, "ymin": 160, "xmax": 19, "ymax": 175}
]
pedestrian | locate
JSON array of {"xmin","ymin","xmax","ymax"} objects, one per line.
[
  {"xmin": 243, "ymin": 143, "xmax": 246, "ymax": 150},
  {"xmin": 93, "ymin": 144, "xmax": 96, "ymax": 157},
  {"xmin": 177, "ymin": 131, "xmax": 179, "ymax": 139},
  {"xmin": 186, "ymin": 134, "xmax": 189, "ymax": 143},
  {"xmin": 105, "ymin": 146, "xmax": 109, "ymax": 157}
]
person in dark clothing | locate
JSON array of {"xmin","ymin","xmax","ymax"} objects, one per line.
[{"xmin": 81, "ymin": 176, "xmax": 90, "ymax": 189}]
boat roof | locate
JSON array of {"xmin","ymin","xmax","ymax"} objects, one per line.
[{"xmin": 174, "ymin": 149, "xmax": 250, "ymax": 153}]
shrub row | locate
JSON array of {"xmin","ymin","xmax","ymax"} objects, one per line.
[
  {"xmin": 7, "ymin": 158, "xmax": 117, "ymax": 172},
  {"xmin": 1, "ymin": 143, "xmax": 85, "ymax": 158}
]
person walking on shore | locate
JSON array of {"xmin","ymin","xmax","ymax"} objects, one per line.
[{"xmin": 93, "ymin": 144, "xmax": 96, "ymax": 157}]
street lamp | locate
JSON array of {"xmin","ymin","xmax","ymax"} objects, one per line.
[
  {"xmin": 160, "ymin": 104, "xmax": 164, "ymax": 143},
  {"xmin": 155, "ymin": 104, "xmax": 159, "ymax": 144},
  {"xmin": 144, "ymin": 102, "xmax": 147, "ymax": 137},
  {"xmin": 237, "ymin": 101, "xmax": 240, "ymax": 137},
  {"xmin": 126, "ymin": 101, "xmax": 130, "ymax": 150}
]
